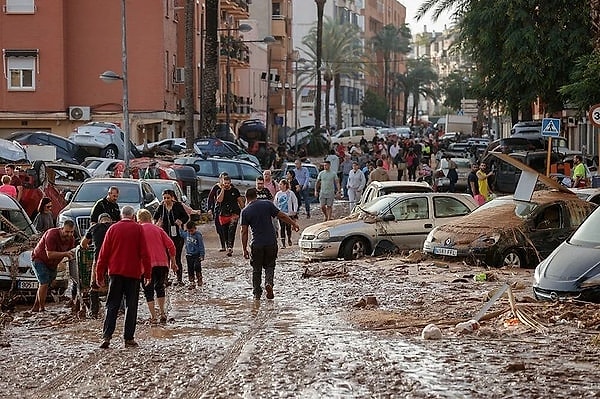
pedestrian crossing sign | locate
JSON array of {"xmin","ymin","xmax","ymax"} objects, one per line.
[{"xmin": 542, "ymin": 118, "xmax": 560, "ymax": 137}]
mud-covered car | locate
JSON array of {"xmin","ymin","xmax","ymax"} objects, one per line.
[
  {"xmin": 299, "ymin": 192, "xmax": 478, "ymax": 260},
  {"xmin": 0, "ymin": 193, "xmax": 69, "ymax": 299},
  {"xmin": 423, "ymin": 190, "xmax": 596, "ymax": 268}
]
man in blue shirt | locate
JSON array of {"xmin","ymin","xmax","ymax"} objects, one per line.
[
  {"xmin": 293, "ymin": 159, "xmax": 311, "ymax": 218},
  {"xmin": 240, "ymin": 188, "xmax": 299, "ymax": 300}
]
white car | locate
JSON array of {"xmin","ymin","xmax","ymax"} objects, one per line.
[
  {"xmin": 80, "ymin": 157, "xmax": 124, "ymax": 178},
  {"xmin": 299, "ymin": 192, "xmax": 479, "ymax": 260},
  {"xmin": 137, "ymin": 138, "xmax": 187, "ymax": 154},
  {"xmin": 69, "ymin": 121, "xmax": 141, "ymax": 159}
]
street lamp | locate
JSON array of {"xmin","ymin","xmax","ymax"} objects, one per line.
[
  {"xmin": 293, "ymin": 58, "xmax": 307, "ymax": 153},
  {"xmin": 99, "ymin": 0, "xmax": 130, "ymax": 177}
]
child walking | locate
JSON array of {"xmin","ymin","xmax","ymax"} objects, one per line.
[{"xmin": 181, "ymin": 220, "xmax": 206, "ymax": 288}]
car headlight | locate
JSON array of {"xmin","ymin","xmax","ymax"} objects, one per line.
[
  {"xmin": 581, "ymin": 274, "xmax": 600, "ymax": 288},
  {"xmin": 58, "ymin": 213, "xmax": 73, "ymax": 225},
  {"xmin": 316, "ymin": 230, "xmax": 330, "ymax": 240}
]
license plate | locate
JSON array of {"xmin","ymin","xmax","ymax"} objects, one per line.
[
  {"xmin": 300, "ymin": 241, "xmax": 312, "ymax": 249},
  {"xmin": 433, "ymin": 247, "xmax": 457, "ymax": 256},
  {"xmin": 18, "ymin": 281, "xmax": 39, "ymax": 290}
]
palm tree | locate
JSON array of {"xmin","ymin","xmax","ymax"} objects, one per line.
[
  {"xmin": 184, "ymin": 0, "xmax": 195, "ymax": 148},
  {"xmin": 200, "ymin": 0, "xmax": 219, "ymax": 137},
  {"xmin": 314, "ymin": 0, "xmax": 327, "ymax": 130},
  {"xmin": 369, "ymin": 24, "xmax": 412, "ymax": 111},
  {"xmin": 402, "ymin": 58, "xmax": 438, "ymax": 127},
  {"xmin": 301, "ymin": 17, "xmax": 364, "ymax": 130}
]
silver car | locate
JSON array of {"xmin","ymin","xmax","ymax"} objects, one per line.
[
  {"xmin": 69, "ymin": 122, "xmax": 141, "ymax": 159},
  {"xmin": 299, "ymin": 192, "xmax": 479, "ymax": 260}
]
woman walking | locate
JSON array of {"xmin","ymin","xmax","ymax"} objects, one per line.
[
  {"xmin": 274, "ymin": 179, "xmax": 298, "ymax": 248},
  {"xmin": 153, "ymin": 189, "xmax": 189, "ymax": 286}
]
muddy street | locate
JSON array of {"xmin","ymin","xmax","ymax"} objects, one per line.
[{"xmin": 1, "ymin": 203, "xmax": 600, "ymax": 398}]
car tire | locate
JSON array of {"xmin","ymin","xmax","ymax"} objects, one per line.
[
  {"xmin": 342, "ymin": 237, "xmax": 368, "ymax": 260},
  {"xmin": 32, "ymin": 160, "xmax": 47, "ymax": 188},
  {"xmin": 101, "ymin": 145, "xmax": 118, "ymax": 159},
  {"xmin": 501, "ymin": 249, "xmax": 525, "ymax": 268},
  {"xmin": 199, "ymin": 191, "xmax": 210, "ymax": 213}
]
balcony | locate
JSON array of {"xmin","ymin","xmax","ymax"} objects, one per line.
[
  {"xmin": 271, "ymin": 15, "xmax": 288, "ymax": 38},
  {"xmin": 220, "ymin": 0, "xmax": 249, "ymax": 19}
]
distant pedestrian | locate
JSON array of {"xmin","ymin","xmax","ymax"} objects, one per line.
[
  {"xmin": 368, "ymin": 159, "xmax": 390, "ymax": 183},
  {"xmin": 293, "ymin": 159, "xmax": 311, "ymax": 218},
  {"xmin": 315, "ymin": 160, "xmax": 340, "ymax": 221},
  {"xmin": 33, "ymin": 197, "xmax": 55, "ymax": 233},
  {"xmin": 274, "ymin": 179, "xmax": 298, "ymax": 248},
  {"xmin": 347, "ymin": 161, "xmax": 366, "ymax": 210},
  {"xmin": 80, "ymin": 213, "xmax": 113, "ymax": 318},
  {"xmin": 476, "ymin": 162, "xmax": 494, "ymax": 202},
  {"xmin": 30, "ymin": 221, "xmax": 76, "ymax": 313},
  {"xmin": 216, "ymin": 175, "xmax": 245, "ymax": 257},
  {"xmin": 208, "ymin": 172, "xmax": 229, "ymax": 252},
  {"xmin": 240, "ymin": 188, "xmax": 299, "ymax": 300},
  {"xmin": 262, "ymin": 170, "xmax": 278, "ymax": 198},
  {"xmin": 445, "ymin": 155, "xmax": 459, "ymax": 193},
  {"xmin": 154, "ymin": 189, "xmax": 189, "ymax": 285},
  {"xmin": 90, "ymin": 186, "xmax": 121, "ymax": 224},
  {"xmin": 137, "ymin": 209, "xmax": 176, "ymax": 324},
  {"xmin": 286, "ymin": 169, "xmax": 301, "ymax": 205},
  {"xmin": 0, "ymin": 175, "xmax": 16, "ymax": 198},
  {"xmin": 96, "ymin": 206, "xmax": 151, "ymax": 349},
  {"xmin": 340, "ymin": 154, "xmax": 353, "ymax": 199},
  {"xmin": 467, "ymin": 163, "xmax": 481, "ymax": 199},
  {"xmin": 181, "ymin": 220, "xmax": 205, "ymax": 288},
  {"xmin": 255, "ymin": 176, "xmax": 274, "ymax": 201},
  {"xmin": 4, "ymin": 164, "xmax": 22, "ymax": 201}
]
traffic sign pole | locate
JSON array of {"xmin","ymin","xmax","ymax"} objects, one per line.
[
  {"xmin": 590, "ymin": 104, "xmax": 600, "ymax": 162},
  {"xmin": 546, "ymin": 137, "xmax": 552, "ymax": 177}
]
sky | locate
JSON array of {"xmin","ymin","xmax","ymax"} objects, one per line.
[{"xmin": 403, "ymin": 1, "xmax": 453, "ymax": 34}]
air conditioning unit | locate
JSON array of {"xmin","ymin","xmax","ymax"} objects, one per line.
[
  {"xmin": 69, "ymin": 106, "xmax": 91, "ymax": 121},
  {"xmin": 174, "ymin": 67, "xmax": 185, "ymax": 83}
]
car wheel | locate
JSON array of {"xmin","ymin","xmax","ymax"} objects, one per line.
[
  {"xmin": 101, "ymin": 145, "xmax": 118, "ymax": 159},
  {"xmin": 199, "ymin": 191, "xmax": 210, "ymax": 213},
  {"xmin": 502, "ymin": 249, "xmax": 524, "ymax": 268},
  {"xmin": 342, "ymin": 237, "xmax": 368, "ymax": 260}
]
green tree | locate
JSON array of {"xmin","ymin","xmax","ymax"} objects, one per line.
[
  {"xmin": 361, "ymin": 90, "xmax": 389, "ymax": 122},
  {"xmin": 401, "ymin": 58, "xmax": 438, "ymax": 126},
  {"xmin": 440, "ymin": 70, "xmax": 474, "ymax": 111},
  {"xmin": 314, "ymin": 0, "xmax": 327, "ymax": 130},
  {"xmin": 559, "ymin": 50, "xmax": 600, "ymax": 112},
  {"xmin": 369, "ymin": 24, "xmax": 412, "ymax": 111}
]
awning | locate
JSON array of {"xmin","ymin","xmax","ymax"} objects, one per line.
[{"xmin": 3, "ymin": 49, "xmax": 39, "ymax": 57}]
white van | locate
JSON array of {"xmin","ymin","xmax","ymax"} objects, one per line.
[{"xmin": 330, "ymin": 127, "xmax": 377, "ymax": 147}]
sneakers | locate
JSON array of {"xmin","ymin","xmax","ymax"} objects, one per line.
[
  {"xmin": 288, "ymin": 239, "xmax": 293, "ymax": 247},
  {"xmin": 219, "ymin": 248, "xmax": 226, "ymax": 252},
  {"xmin": 226, "ymin": 248, "xmax": 233, "ymax": 257},
  {"xmin": 197, "ymin": 276, "xmax": 203, "ymax": 286},
  {"xmin": 100, "ymin": 339, "xmax": 110, "ymax": 349},
  {"xmin": 124, "ymin": 339, "xmax": 138, "ymax": 348},
  {"xmin": 265, "ymin": 284, "xmax": 274, "ymax": 300}
]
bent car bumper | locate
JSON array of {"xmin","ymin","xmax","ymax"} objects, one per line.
[{"xmin": 299, "ymin": 239, "xmax": 341, "ymax": 260}]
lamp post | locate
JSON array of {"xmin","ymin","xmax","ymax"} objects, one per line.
[
  {"xmin": 99, "ymin": 0, "xmax": 129, "ymax": 177},
  {"xmin": 293, "ymin": 58, "xmax": 307, "ymax": 154}
]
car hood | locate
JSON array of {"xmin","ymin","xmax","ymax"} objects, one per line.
[
  {"xmin": 302, "ymin": 214, "xmax": 368, "ymax": 236},
  {"xmin": 535, "ymin": 242, "xmax": 600, "ymax": 291}
]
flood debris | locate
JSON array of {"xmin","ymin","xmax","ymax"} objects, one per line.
[
  {"xmin": 505, "ymin": 362, "xmax": 527, "ymax": 372},
  {"xmin": 301, "ymin": 264, "xmax": 348, "ymax": 278},
  {"xmin": 421, "ymin": 323, "xmax": 443, "ymax": 340},
  {"xmin": 454, "ymin": 320, "xmax": 480, "ymax": 334},
  {"xmin": 353, "ymin": 295, "xmax": 378, "ymax": 308}
]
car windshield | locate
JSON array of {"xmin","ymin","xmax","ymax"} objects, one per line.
[
  {"xmin": 0, "ymin": 208, "xmax": 35, "ymax": 243},
  {"xmin": 148, "ymin": 181, "xmax": 179, "ymax": 200},
  {"xmin": 358, "ymin": 196, "xmax": 397, "ymax": 215},
  {"xmin": 473, "ymin": 197, "xmax": 538, "ymax": 217},
  {"xmin": 73, "ymin": 183, "xmax": 141, "ymax": 203},
  {"xmin": 0, "ymin": 139, "xmax": 28, "ymax": 163},
  {"xmin": 569, "ymin": 207, "xmax": 600, "ymax": 247}
]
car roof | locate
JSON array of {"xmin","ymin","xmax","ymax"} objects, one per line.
[
  {"xmin": 0, "ymin": 192, "xmax": 24, "ymax": 209},
  {"xmin": 9, "ymin": 130, "xmax": 69, "ymax": 139},
  {"xmin": 368, "ymin": 180, "xmax": 431, "ymax": 189},
  {"xmin": 82, "ymin": 177, "xmax": 144, "ymax": 184}
]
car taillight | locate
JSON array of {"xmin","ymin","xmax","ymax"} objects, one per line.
[{"xmin": 100, "ymin": 128, "xmax": 115, "ymax": 134}]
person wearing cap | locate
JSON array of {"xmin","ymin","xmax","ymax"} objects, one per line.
[
  {"xmin": 143, "ymin": 161, "xmax": 160, "ymax": 179},
  {"xmin": 90, "ymin": 186, "xmax": 121, "ymax": 224},
  {"xmin": 81, "ymin": 213, "xmax": 113, "ymax": 318}
]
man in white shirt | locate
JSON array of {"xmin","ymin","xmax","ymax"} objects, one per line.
[{"xmin": 347, "ymin": 161, "xmax": 366, "ymax": 211}]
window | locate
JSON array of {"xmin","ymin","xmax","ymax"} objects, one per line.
[
  {"xmin": 5, "ymin": 0, "xmax": 35, "ymax": 13},
  {"xmin": 272, "ymin": 2, "xmax": 281, "ymax": 16},
  {"xmin": 5, "ymin": 53, "xmax": 36, "ymax": 90},
  {"xmin": 434, "ymin": 196, "xmax": 471, "ymax": 218}
]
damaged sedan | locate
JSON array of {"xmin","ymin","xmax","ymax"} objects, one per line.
[
  {"xmin": 533, "ymin": 206, "xmax": 600, "ymax": 303},
  {"xmin": 423, "ymin": 190, "xmax": 596, "ymax": 268},
  {"xmin": 0, "ymin": 193, "xmax": 69, "ymax": 304},
  {"xmin": 299, "ymin": 193, "xmax": 479, "ymax": 260}
]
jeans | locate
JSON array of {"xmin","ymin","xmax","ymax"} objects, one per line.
[
  {"xmin": 341, "ymin": 174, "xmax": 349, "ymax": 198},
  {"xmin": 169, "ymin": 235, "xmax": 184, "ymax": 282},
  {"xmin": 279, "ymin": 219, "xmax": 292, "ymax": 242},
  {"xmin": 250, "ymin": 244, "xmax": 278, "ymax": 298},
  {"xmin": 222, "ymin": 216, "xmax": 239, "ymax": 249},
  {"xmin": 103, "ymin": 275, "xmax": 140, "ymax": 341},
  {"xmin": 298, "ymin": 186, "xmax": 311, "ymax": 215},
  {"xmin": 186, "ymin": 254, "xmax": 202, "ymax": 280},
  {"xmin": 214, "ymin": 210, "xmax": 226, "ymax": 249}
]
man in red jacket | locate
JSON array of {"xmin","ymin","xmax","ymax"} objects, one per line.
[{"xmin": 96, "ymin": 205, "xmax": 151, "ymax": 349}]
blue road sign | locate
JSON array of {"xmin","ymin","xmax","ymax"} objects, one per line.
[{"xmin": 542, "ymin": 118, "xmax": 561, "ymax": 137}]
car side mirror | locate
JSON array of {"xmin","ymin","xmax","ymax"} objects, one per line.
[
  {"xmin": 144, "ymin": 192, "xmax": 156, "ymax": 203},
  {"xmin": 65, "ymin": 191, "xmax": 73, "ymax": 202},
  {"xmin": 382, "ymin": 214, "xmax": 395, "ymax": 222},
  {"xmin": 181, "ymin": 195, "xmax": 188, "ymax": 204}
]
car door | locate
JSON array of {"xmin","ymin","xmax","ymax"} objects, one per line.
[
  {"xmin": 377, "ymin": 196, "xmax": 434, "ymax": 250},
  {"xmin": 528, "ymin": 204, "xmax": 571, "ymax": 259},
  {"xmin": 240, "ymin": 163, "xmax": 262, "ymax": 193}
]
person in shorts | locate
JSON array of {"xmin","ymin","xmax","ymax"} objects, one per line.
[
  {"xmin": 30, "ymin": 220, "xmax": 76, "ymax": 312},
  {"xmin": 315, "ymin": 160, "xmax": 340, "ymax": 221}
]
